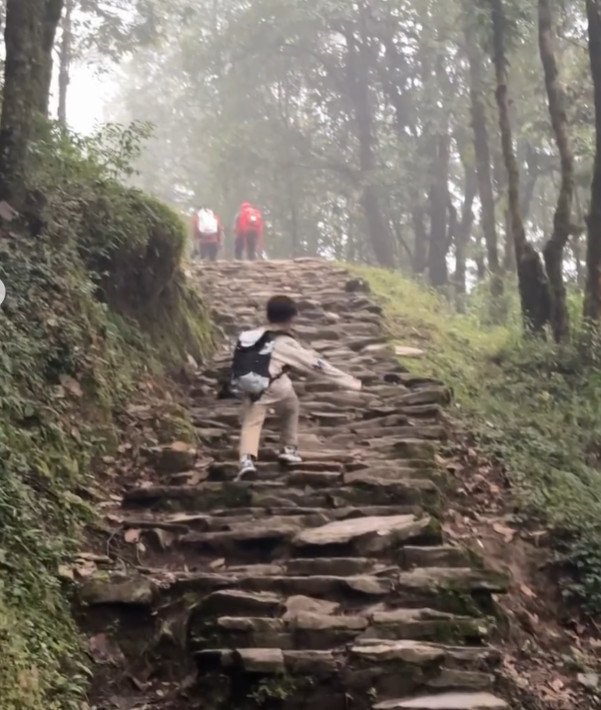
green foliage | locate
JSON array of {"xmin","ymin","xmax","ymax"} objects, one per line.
[
  {"xmin": 30, "ymin": 121, "xmax": 215, "ymax": 365},
  {"xmin": 0, "ymin": 123, "xmax": 213, "ymax": 708},
  {"xmin": 30, "ymin": 119, "xmax": 154, "ymax": 184},
  {"xmin": 247, "ymin": 676, "xmax": 313, "ymax": 705},
  {"xmin": 101, "ymin": 0, "xmax": 593, "ymax": 276},
  {"xmin": 358, "ymin": 265, "xmax": 601, "ymax": 614}
]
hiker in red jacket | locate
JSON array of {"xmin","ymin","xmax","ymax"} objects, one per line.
[
  {"xmin": 192, "ymin": 208, "xmax": 224, "ymax": 261},
  {"xmin": 234, "ymin": 202, "xmax": 264, "ymax": 261}
]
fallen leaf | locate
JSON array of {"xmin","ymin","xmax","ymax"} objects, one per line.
[
  {"xmin": 124, "ymin": 528, "xmax": 141, "ymax": 544},
  {"xmin": 59, "ymin": 375, "xmax": 83, "ymax": 398},
  {"xmin": 75, "ymin": 559, "xmax": 97, "ymax": 578},
  {"xmin": 150, "ymin": 529, "xmax": 176, "ymax": 550},
  {"xmin": 88, "ymin": 633, "xmax": 124, "ymax": 665},
  {"xmin": 58, "ymin": 564, "xmax": 74, "ymax": 581},
  {"xmin": 127, "ymin": 674, "xmax": 149, "ymax": 692},
  {"xmin": 578, "ymin": 672, "xmax": 600, "ymax": 690},
  {"xmin": 520, "ymin": 583, "xmax": 537, "ymax": 599},
  {"xmin": 492, "ymin": 521, "xmax": 516, "ymax": 543}
]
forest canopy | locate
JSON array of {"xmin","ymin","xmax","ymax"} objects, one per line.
[{"xmin": 2, "ymin": 0, "xmax": 601, "ymax": 338}]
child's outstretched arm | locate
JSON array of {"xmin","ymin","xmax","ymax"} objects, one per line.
[{"xmin": 273, "ymin": 337, "xmax": 362, "ymax": 390}]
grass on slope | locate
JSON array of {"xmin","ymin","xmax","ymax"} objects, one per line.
[
  {"xmin": 0, "ymin": 124, "xmax": 214, "ymax": 709},
  {"xmin": 356, "ymin": 266, "xmax": 601, "ymax": 614}
]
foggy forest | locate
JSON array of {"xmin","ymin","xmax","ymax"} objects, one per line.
[{"xmin": 5, "ymin": 1, "xmax": 601, "ymax": 709}]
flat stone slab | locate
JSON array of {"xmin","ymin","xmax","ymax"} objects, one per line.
[
  {"xmin": 351, "ymin": 640, "xmax": 445, "ymax": 665},
  {"xmin": 235, "ymin": 648, "xmax": 285, "ymax": 674},
  {"xmin": 293, "ymin": 514, "xmax": 430, "ymax": 547},
  {"xmin": 291, "ymin": 611, "xmax": 369, "ymax": 631},
  {"xmin": 152, "ymin": 441, "xmax": 197, "ymax": 473},
  {"xmin": 283, "ymin": 650, "xmax": 338, "ymax": 676},
  {"xmin": 397, "ymin": 568, "xmax": 508, "ymax": 593},
  {"xmin": 201, "ymin": 590, "xmax": 282, "ymax": 615},
  {"xmin": 79, "ymin": 575, "xmax": 156, "ymax": 606},
  {"xmin": 374, "ymin": 692, "xmax": 508, "ymax": 709},
  {"xmin": 284, "ymin": 595, "xmax": 340, "ymax": 619}
]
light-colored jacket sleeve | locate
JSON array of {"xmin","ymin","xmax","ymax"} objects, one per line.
[{"xmin": 272, "ymin": 336, "xmax": 361, "ymax": 390}]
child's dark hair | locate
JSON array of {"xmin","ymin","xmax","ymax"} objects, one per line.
[{"xmin": 267, "ymin": 295, "xmax": 298, "ymax": 324}]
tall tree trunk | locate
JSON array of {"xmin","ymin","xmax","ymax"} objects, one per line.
[
  {"xmin": 58, "ymin": 0, "xmax": 74, "ymax": 126},
  {"xmin": 503, "ymin": 207, "xmax": 515, "ymax": 271},
  {"xmin": 33, "ymin": 0, "xmax": 63, "ymax": 116},
  {"xmin": 475, "ymin": 234, "xmax": 487, "ymax": 281},
  {"xmin": 380, "ymin": 35, "xmax": 425, "ymax": 274},
  {"xmin": 287, "ymin": 177, "xmax": 300, "ymax": 257},
  {"xmin": 453, "ymin": 163, "xmax": 477, "ymax": 308},
  {"xmin": 0, "ymin": 0, "xmax": 46, "ymax": 208},
  {"xmin": 585, "ymin": 0, "xmax": 601, "ymax": 322},
  {"xmin": 520, "ymin": 142, "xmax": 540, "ymax": 221},
  {"xmin": 464, "ymin": 18, "xmax": 503, "ymax": 299},
  {"xmin": 345, "ymin": 27, "xmax": 395, "ymax": 267},
  {"xmin": 490, "ymin": 0, "xmax": 549, "ymax": 332},
  {"xmin": 411, "ymin": 205, "xmax": 428, "ymax": 275},
  {"xmin": 573, "ymin": 189, "xmax": 586, "ymax": 289},
  {"xmin": 428, "ymin": 133, "xmax": 451, "ymax": 288},
  {"xmin": 539, "ymin": 0, "xmax": 574, "ymax": 342}
]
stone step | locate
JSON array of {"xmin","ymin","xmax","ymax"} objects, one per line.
[
  {"xmin": 194, "ymin": 558, "xmax": 386, "ymax": 577},
  {"xmin": 190, "ymin": 607, "xmax": 491, "ymax": 652},
  {"xmin": 165, "ymin": 566, "xmax": 505, "ymax": 613},
  {"xmin": 179, "ymin": 521, "xmax": 308, "ymax": 553},
  {"xmin": 113, "ymin": 509, "xmax": 436, "ymax": 538},
  {"xmin": 194, "ymin": 642, "xmax": 500, "ymax": 706},
  {"xmin": 179, "ymin": 573, "xmax": 397, "ymax": 600},
  {"xmin": 97, "ymin": 261, "xmax": 512, "ymax": 710},
  {"xmin": 360, "ymin": 607, "xmax": 492, "ymax": 643},
  {"xmin": 373, "ymin": 692, "xmax": 508, "ymax": 709},
  {"xmin": 221, "ymin": 505, "xmax": 425, "ymax": 521},
  {"xmin": 122, "ymin": 479, "xmax": 438, "ymax": 512},
  {"xmin": 402, "ymin": 546, "xmax": 472, "ymax": 570},
  {"xmin": 291, "ymin": 514, "xmax": 436, "ymax": 555}
]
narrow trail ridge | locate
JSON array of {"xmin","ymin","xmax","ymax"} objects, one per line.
[{"xmin": 82, "ymin": 260, "xmax": 511, "ymax": 710}]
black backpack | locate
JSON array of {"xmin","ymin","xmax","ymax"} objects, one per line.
[{"xmin": 231, "ymin": 330, "xmax": 286, "ymax": 400}]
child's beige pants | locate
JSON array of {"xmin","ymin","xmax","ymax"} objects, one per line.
[{"xmin": 239, "ymin": 385, "xmax": 299, "ymax": 459}]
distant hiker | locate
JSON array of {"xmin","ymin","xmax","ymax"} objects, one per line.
[
  {"xmin": 231, "ymin": 295, "xmax": 362, "ymax": 478},
  {"xmin": 234, "ymin": 202, "xmax": 264, "ymax": 260},
  {"xmin": 193, "ymin": 208, "xmax": 223, "ymax": 261}
]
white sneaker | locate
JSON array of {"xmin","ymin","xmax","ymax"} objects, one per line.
[
  {"xmin": 236, "ymin": 455, "xmax": 257, "ymax": 480},
  {"xmin": 279, "ymin": 446, "xmax": 303, "ymax": 465}
]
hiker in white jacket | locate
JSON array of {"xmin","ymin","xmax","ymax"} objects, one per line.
[{"xmin": 234, "ymin": 295, "xmax": 361, "ymax": 478}]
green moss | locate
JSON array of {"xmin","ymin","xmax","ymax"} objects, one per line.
[
  {"xmin": 0, "ymin": 135, "xmax": 214, "ymax": 706},
  {"xmin": 157, "ymin": 403, "xmax": 198, "ymax": 445},
  {"xmin": 247, "ymin": 676, "xmax": 314, "ymax": 705},
  {"xmin": 354, "ymin": 265, "xmax": 601, "ymax": 614}
]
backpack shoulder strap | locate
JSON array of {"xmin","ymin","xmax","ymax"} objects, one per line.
[{"xmin": 267, "ymin": 331, "xmax": 296, "ymax": 344}]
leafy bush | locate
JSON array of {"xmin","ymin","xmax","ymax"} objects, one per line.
[{"xmin": 0, "ymin": 123, "xmax": 212, "ymax": 708}]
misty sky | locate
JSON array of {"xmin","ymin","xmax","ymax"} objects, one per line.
[{"xmin": 66, "ymin": 63, "xmax": 114, "ymax": 134}]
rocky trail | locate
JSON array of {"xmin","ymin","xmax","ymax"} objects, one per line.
[{"xmin": 79, "ymin": 260, "xmax": 512, "ymax": 710}]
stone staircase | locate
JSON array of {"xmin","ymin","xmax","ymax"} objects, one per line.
[{"xmin": 81, "ymin": 260, "xmax": 510, "ymax": 710}]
